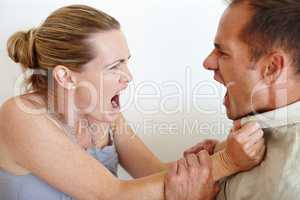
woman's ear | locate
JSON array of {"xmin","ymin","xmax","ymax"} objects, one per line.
[
  {"xmin": 262, "ymin": 52, "xmax": 284, "ymax": 85},
  {"xmin": 53, "ymin": 65, "xmax": 76, "ymax": 90}
]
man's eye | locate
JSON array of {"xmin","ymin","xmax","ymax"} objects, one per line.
[{"xmin": 219, "ymin": 51, "xmax": 228, "ymax": 57}]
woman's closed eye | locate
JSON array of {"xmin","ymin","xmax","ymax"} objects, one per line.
[{"xmin": 109, "ymin": 64, "xmax": 121, "ymax": 70}]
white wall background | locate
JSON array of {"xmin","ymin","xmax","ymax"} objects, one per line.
[{"xmin": 0, "ymin": 0, "xmax": 232, "ymax": 179}]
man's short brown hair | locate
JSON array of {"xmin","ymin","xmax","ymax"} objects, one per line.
[{"xmin": 228, "ymin": 0, "xmax": 300, "ymax": 72}]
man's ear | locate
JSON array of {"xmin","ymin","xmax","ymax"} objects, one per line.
[
  {"xmin": 262, "ymin": 52, "xmax": 284, "ymax": 85},
  {"xmin": 52, "ymin": 65, "xmax": 76, "ymax": 90}
]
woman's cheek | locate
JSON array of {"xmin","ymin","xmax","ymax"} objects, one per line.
[{"xmin": 74, "ymin": 87, "xmax": 94, "ymax": 110}]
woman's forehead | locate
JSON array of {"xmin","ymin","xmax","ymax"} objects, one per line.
[{"xmin": 89, "ymin": 31, "xmax": 129, "ymax": 64}]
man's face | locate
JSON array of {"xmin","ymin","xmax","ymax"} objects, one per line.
[{"xmin": 203, "ymin": 3, "xmax": 266, "ymax": 120}]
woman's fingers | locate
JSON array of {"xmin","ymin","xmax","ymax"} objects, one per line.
[
  {"xmin": 225, "ymin": 121, "xmax": 266, "ymax": 171},
  {"xmin": 255, "ymin": 144, "xmax": 266, "ymax": 161},
  {"xmin": 230, "ymin": 122, "xmax": 260, "ymax": 143},
  {"xmin": 232, "ymin": 119, "xmax": 242, "ymax": 131},
  {"xmin": 244, "ymin": 129, "xmax": 264, "ymax": 150},
  {"xmin": 248, "ymin": 139, "xmax": 266, "ymax": 160}
]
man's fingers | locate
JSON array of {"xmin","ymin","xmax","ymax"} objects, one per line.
[
  {"xmin": 183, "ymin": 144, "xmax": 203, "ymax": 156},
  {"xmin": 184, "ymin": 139, "xmax": 220, "ymax": 157},
  {"xmin": 197, "ymin": 150, "xmax": 212, "ymax": 170},
  {"xmin": 184, "ymin": 143, "xmax": 202, "ymax": 153},
  {"xmin": 170, "ymin": 161, "xmax": 179, "ymax": 175},
  {"xmin": 178, "ymin": 158, "xmax": 187, "ymax": 175},
  {"xmin": 185, "ymin": 154, "xmax": 200, "ymax": 168},
  {"xmin": 204, "ymin": 140, "xmax": 219, "ymax": 154}
]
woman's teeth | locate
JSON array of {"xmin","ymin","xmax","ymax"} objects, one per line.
[
  {"xmin": 112, "ymin": 100, "xmax": 118, "ymax": 108},
  {"xmin": 111, "ymin": 94, "xmax": 120, "ymax": 109}
]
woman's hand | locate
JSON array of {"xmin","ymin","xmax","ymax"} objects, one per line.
[
  {"xmin": 225, "ymin": 121, "xmax": 266, "ymax": 171},
  {"xmin": 164, "ymin": 151, "xmax": 219, "ymax": 200},
  {"xmin": 184, "ymin": 120, "xmax": 266, "ymax": 172}
]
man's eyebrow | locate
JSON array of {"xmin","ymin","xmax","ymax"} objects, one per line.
[
  {"xmin": 105, "ymin": 55, "xmax": 131, "ymax": 67},
  {"xmin": 214, "ymin": 43, "xmax": 229, "ymax": 52}
]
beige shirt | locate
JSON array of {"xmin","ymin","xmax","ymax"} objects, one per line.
[{"xmin": 217, "ymin": 101, "xmax": 300, "ymax": 200}]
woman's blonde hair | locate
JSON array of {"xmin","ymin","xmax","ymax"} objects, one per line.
[{"xmin": 7, "ymin": 5, "xmax": 120, "ymax": 92}]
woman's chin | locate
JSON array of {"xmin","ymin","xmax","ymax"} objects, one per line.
[
  {"xmin": 103, "ymin": 114, "xmax": 119, "ymax": 123},
  {"xmin": 86, "ymin": 109, "xmax": 120, "ymax": 123},
  {"xmin": 102, "ymin": 109, "xmax": 120, "ymax": 123}
]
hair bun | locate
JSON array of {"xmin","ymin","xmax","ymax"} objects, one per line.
[{"xmin": 7, "ymin": 28, "xmax": 37, "ymax": 69}]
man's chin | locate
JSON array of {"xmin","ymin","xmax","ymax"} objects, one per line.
[
  {"xmin": 225, "ymin": 107, "xmax": 241, "ymax": 121},
  {"xmin": 226, "ymin": 109, "xmax": 235, "ymax": 120},
  {"xmin": 226, "ymin": 108, "xmax": 253, "ymax": 121}
]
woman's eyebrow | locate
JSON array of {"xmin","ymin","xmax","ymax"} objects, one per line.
[{"xmin": 104, "ymin": 55, "xmax": 131, "ymax": 67}]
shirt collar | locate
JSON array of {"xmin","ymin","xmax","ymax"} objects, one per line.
[{"xmin": 241, "ymin": 100, "xmax": 300, "ymax": 128}]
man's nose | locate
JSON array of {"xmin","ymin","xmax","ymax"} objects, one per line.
[{"xmin": 203, "ymin": 50, "xmax": 218, "ymax": 71}]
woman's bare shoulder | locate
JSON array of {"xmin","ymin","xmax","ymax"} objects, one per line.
[
  {"xmin": 0, "ymin": 93, "xmax": 47, "ymax": 120},
  {"xmin": 0, "ymin": 97, "xmax": 120, "ymax": 199},
  {"xmin": 0, "ymin": 93, "xmax": 53, "ymax": 145},
  {"xmin": 0, "ymin": 94, "xmax": 48, "ymax": 175}
]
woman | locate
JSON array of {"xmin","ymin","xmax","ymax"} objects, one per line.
[{"xmin": 0, "ymin": 5, "xmax": 265, "ymax": 200}]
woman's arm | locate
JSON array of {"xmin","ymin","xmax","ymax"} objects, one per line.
[
  {"xmin": 113, "ymin": 114, "xmax": 167, "ymax": 178},
  {"xmin": 1, "ymin": 98, "xmax": 224, "ymax": 200},
  {"xmin": 0, "ymin": 98, "xmax": 166, "ymax": 200},
  {"xmin": 113, "ymin": 113, "xmax": 265, "ymax": 182}
]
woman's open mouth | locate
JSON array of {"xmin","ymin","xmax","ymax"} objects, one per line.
[{"xmin": 111, "ymin": 94, "xmax": 120, "ymax": 110}]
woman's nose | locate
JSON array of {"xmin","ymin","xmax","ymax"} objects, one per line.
[{"xmin": 120, "ymin": 66, "xmax": 133, "ymax": 83}]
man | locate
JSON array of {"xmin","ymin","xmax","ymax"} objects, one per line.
[{"xmin": 184, "ymin": 0, "xmax": 300, "ymax": 199}]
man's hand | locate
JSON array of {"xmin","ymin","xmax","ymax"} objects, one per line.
[
  {"xmin": 225, "ymin": 121, "xmax": 266, "ymax": 171},
  {"xmin": 184, "ymin": 139, "xmax": 220, "ymax": 156},
  {"xmin": 165, "ymin": 151, "xmax": 219, "ymax": 200}
]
